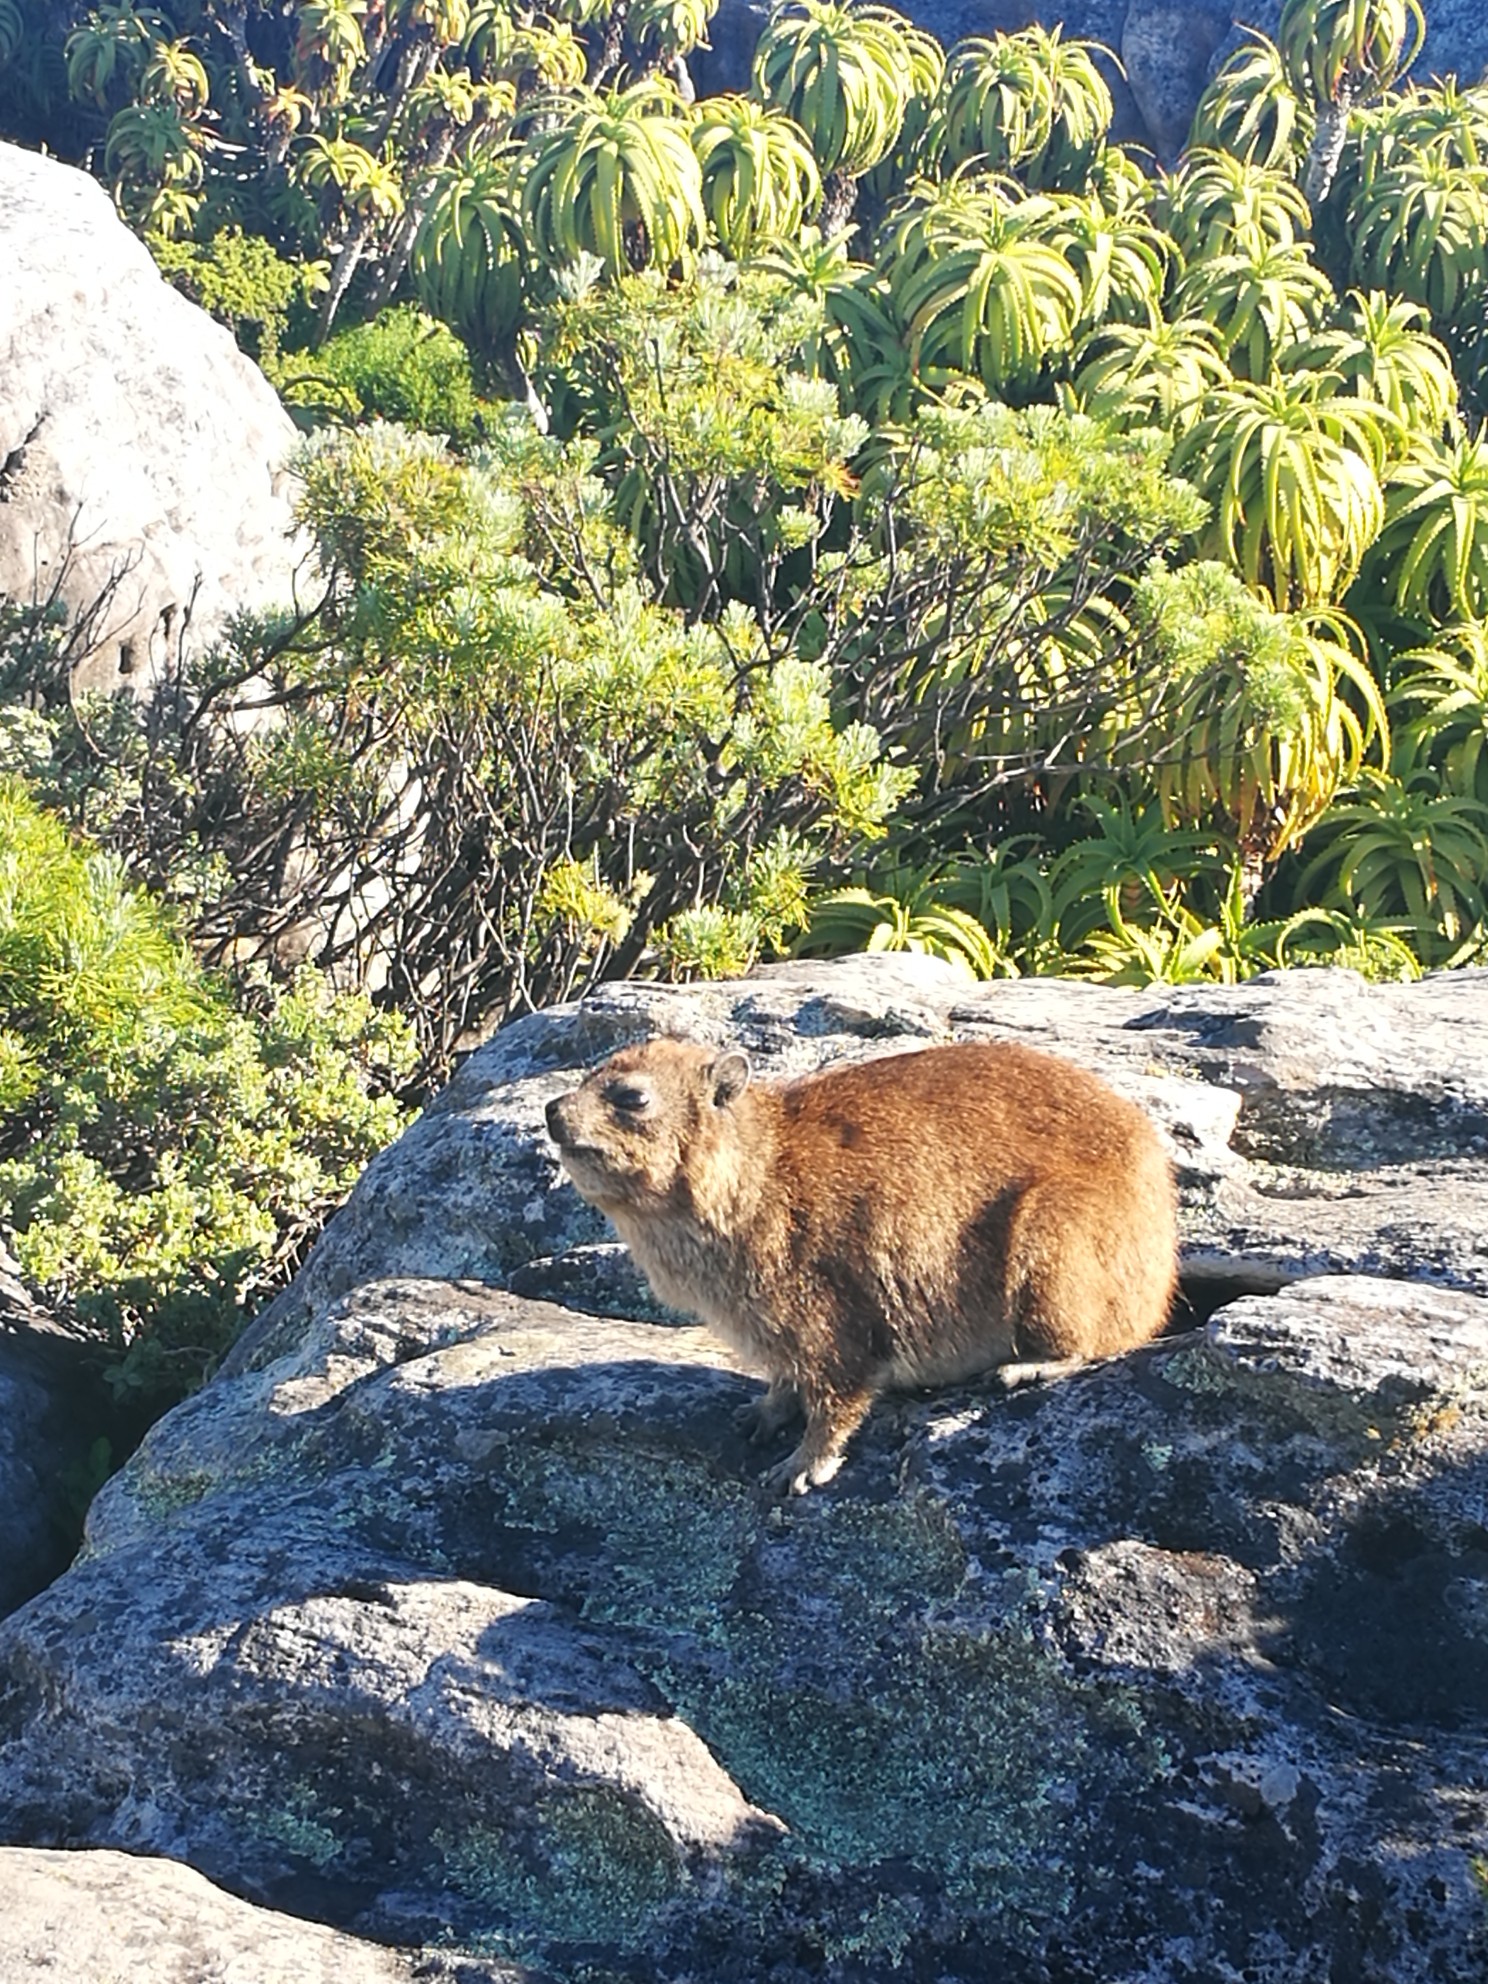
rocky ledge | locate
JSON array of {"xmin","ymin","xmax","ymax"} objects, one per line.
[{"xmin": 0, "ymin": 958, "xmax": 1484, "ymax": 1982}]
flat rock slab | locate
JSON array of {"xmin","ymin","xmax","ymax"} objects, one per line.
[
  {"xmin": 1, "ymin": 958, "xmax": 1486, "ymax": 1981},
  {"xmin": 0, "ymin": 1266, "xmax": 1485, "ymax": 1980},
  {"xmin": 0, "ymin": 1846, "xmax": 475, "ymax": 1984}
]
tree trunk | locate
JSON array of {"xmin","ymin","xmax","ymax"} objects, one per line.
[
  {"xmin": 219, "ymin": 2, "xmax": 265, "ymax": 115},
  {"xmin": 817, "ymin": 169, "xmax": 859, "ymax": 240},
  {"xmin": 369, "ymin": 118, "xmax": 457, "ymax": 312},
  {"xmin": 368, "ymin": 33, "xmax": 435, "ymax": 152},
  {"xmin": 591, "ymin": 0, "xmax": 632, "ymax": 89},
  {"xmin": 1303, "ymin": 77, "xmax": 1355, "ymax": 207},
  {"xmin": 317, "ymin": 207, "xmax": 377, "ymax": 343},
  {"xmin": 510, "ymin": 357, "xmax": 550, "ymax": 436}
]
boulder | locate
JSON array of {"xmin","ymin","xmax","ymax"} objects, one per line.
[
  {"xmin": 0, "ymin": 1257, "xmax": 110, "ymax": 1620},
  {"xmin": 229, "ymin": 957, "xmax": 1488, "ymax": 1343},
  {"xmin": 1122, "ymin": 0, "xmax": 1234, "ymax": 160},
  {"xmin": 1424, "ymin": 0, "xmax": 1488, "ymax": 82},
  {"xmin": 0, "ymin": 143, "xmax": 306, "ymax": 693},
  {"xmin": 0, "ymin": 1846, "xmax": 493, "ymax": 1984},
  {"xmin": 0, "ymin": 958, "xmax": 1485, "ymax": 1982}
]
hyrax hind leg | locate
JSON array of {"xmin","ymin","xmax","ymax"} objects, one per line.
[
  {"xmin": 736, "ymin": 1376, "xmax": 802, "ymax": 1443},
  {"xmin": 995, "ymin": 1174, "xmax": 1167, "ymax": 1389}
]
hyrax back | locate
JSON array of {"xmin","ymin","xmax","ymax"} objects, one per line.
[{"xmin": 546, "ymin": 1037, "xmax": 1178, "ymax": 1494}]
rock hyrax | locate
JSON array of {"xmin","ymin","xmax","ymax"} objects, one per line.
[{"xmin": 546, "ymin": 1037, "xmax": 1178, "ymax": 1494}]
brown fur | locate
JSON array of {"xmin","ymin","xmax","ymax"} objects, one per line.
[{"xmin": 545, "ymin": 1037, "xmax": 1178, "ymax": 1494}]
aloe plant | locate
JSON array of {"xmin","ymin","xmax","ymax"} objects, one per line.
[
  {"xmin": 929, "ymin": 31, "xmax": 1055, "ymax": 177},
  {"xmin": 412, "ymin": 145, "xmax": 528, "ymax": 364},
  {"xmin": 1071, "ymin": 316, "xmax": 1230, "ymax": 435},
  {"xmin": 1128, "ymin": 562, "xmax": 1389, "ymax": 886},
  {"xmin": 751, "ymin": 0, "xmax": 915, "ymax": 194},
  {"xmin": 1367, "ymin": 432, "xmax": 1488, "ymax": 623},
  {"xmin": 1045, "ymin": 192, "xmax": 1169, "ymax": 335},
  {"xmin": 793, "ymin": 881, "xmax": 1010, "ymax": 977},
  {"xmin": 1281, "ymin": 289, "xmax": 1457, "ymax": 437},
  {"xmin": 880, "ymin": 173, "xmax": 1082, "ymax": 398},
  {"xmin": 1297, "ymin": 765, "xmax": 1488, "ymax": 961},
  {"xmin": 520, "ymin": 78, "xmax": 707, "ymax": 276},
  {"xmin": 1169, "ymin": 236, "xmax": 1334, "ymax": 382},
  {"xmin": 1188, "ymin": 29, "xmax": 1312, "ymax": 169},
  {"xmin": 691, "ymin": 95, "xmax": 822, "ymax": 257},
  {"xmin": 1171, "ymin": 374, "xmax": 1391, "ymax": 607},
  {"xmin": 928, "ymin": 25, "xmax": 1112, "ymax": 191},
  {"xmin": 1388, "ymin": 622, "xmax": 1488, "ymax": 805},
  {"xmin": 1276, "ymin": 0, "xmax": 1426, "ymax": 201},
  {"xmin": 1346, "ymin": 149, "xmax": 1488, "ymax": 322},
  {"xmin": 1158, "ymin": 149, "xmax": 1313, "ymax": 264}
]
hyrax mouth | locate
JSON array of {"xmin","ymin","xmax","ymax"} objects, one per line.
[{"xmin": 544, "ymin": 1095, "xmax": 581, "ymax": 1148}]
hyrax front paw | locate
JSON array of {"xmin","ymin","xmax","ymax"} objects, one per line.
[{"xmin": 761, "ymin": 1446, "xmax": 845, "ymax": 1497}]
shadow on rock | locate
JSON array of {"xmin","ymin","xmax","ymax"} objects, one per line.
[{"xmin": 0, "ymin": 1271, "xmax": 1484, "ymax": 1981}]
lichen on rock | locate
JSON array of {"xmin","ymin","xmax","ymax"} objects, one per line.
[{"xmin": 0, "ymin": 958, "xmax": 1486, "ymax": 1980}]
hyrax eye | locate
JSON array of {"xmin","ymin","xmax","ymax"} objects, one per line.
[{"xmin": 605, "ymin": 1083, "xmax": 651, "ymax": 1115}]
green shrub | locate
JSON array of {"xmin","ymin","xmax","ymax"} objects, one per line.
[
  {"xmin": 151, "ymin": 228, "xmax": 327, "ymax": 366},
  {"xmin": 277, "ymin": 305, "xmax": 500, "ymax": 443},
  {"xmin": 0, "ymin": 781, "xmax": 411, "ymax": 1406}
]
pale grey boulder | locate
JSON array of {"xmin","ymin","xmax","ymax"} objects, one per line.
[
  {"xmin": 0, "ymin": 143, "xmax": 306, "ymax": 691},
  {"xmin": 0, "ymin": 1846, "xmax": 481, "ymax": 1984},
  {"xmin": 0, "ymin": 958, "xmax": 1485, "ymax": 1981}
]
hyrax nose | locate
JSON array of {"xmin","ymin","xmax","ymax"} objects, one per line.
[{"xmin": 545, "ymin": 1095, "xmax": 566, "ymax": 1139}]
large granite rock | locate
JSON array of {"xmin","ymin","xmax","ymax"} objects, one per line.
[
  {"xmin": 0, "ymin": 1257, "xmax": 109, "ymax": 1620},
  {"xmin": 0, "ymin": 959, "xmax": 1485, "ymax": 1982},
  {"xmin": 235, "ymin": 957, "xmax": 1488, "ymax": 1337},
  {"xmin": 0, "ymin": 1846, "xmax": 478, "ymax": 1984},
  {"xmin": 1123, "ymin": 0, "xmax": 1235, "ymax": 160},
  {"xmin": 0, "ymin": 143, "xmax": 305, "ymax": 692}
]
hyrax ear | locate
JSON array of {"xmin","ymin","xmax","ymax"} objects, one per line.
[{"xmin": 710, "ymin": 1050, "xmax": 751, "ymax": 1109}]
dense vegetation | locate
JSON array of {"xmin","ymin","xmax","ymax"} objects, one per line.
[
  {"xmin": 0, "ymin": 685, "xmax": 411, "ymax": 1404},
  {"xmin": 2, "ymin": 0, "xmax": 1487, "ymax": 1399}
]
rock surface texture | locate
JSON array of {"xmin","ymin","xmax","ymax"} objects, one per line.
[
  {"xmin": 0, "ymin": 1846, "xmax": 468, "ymax": 1984},
  {"xmin": 0, "ymin": 143, "xmax": 305, "ymax": 691},
  {"xmin": 0, "ymin": 958, "xmax": 1485, "ymax": 1982},
  {"xmin": 0, "ymin": 1258, "xmax": 107, "ymax": 1620}
]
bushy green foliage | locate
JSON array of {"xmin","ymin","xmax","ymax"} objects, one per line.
[
  {"xmin": 278, "ymin": 303, "xmax": 503, "ymax": 441},
  {"xmin": 9, "ymin": 0, "xmax": 1488, "ymax": 1008},
  {"xmin": 0, "ymin": 780, "xmax": 411, "ymax": 1405},
  {"xmin": 1125, "ymin": 560, "xmax": 1388, "ymax": 861},
  {"xmin": 25, "ymin": 406, "xmax": 905, "ymax": 1081},
  {"xmin": 151, "ymin": 228, "xmax": 327, "ymax": 364},
  {"xmin": 537, "ymin": 261, "xmax": 871, "ymax": 611}
]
